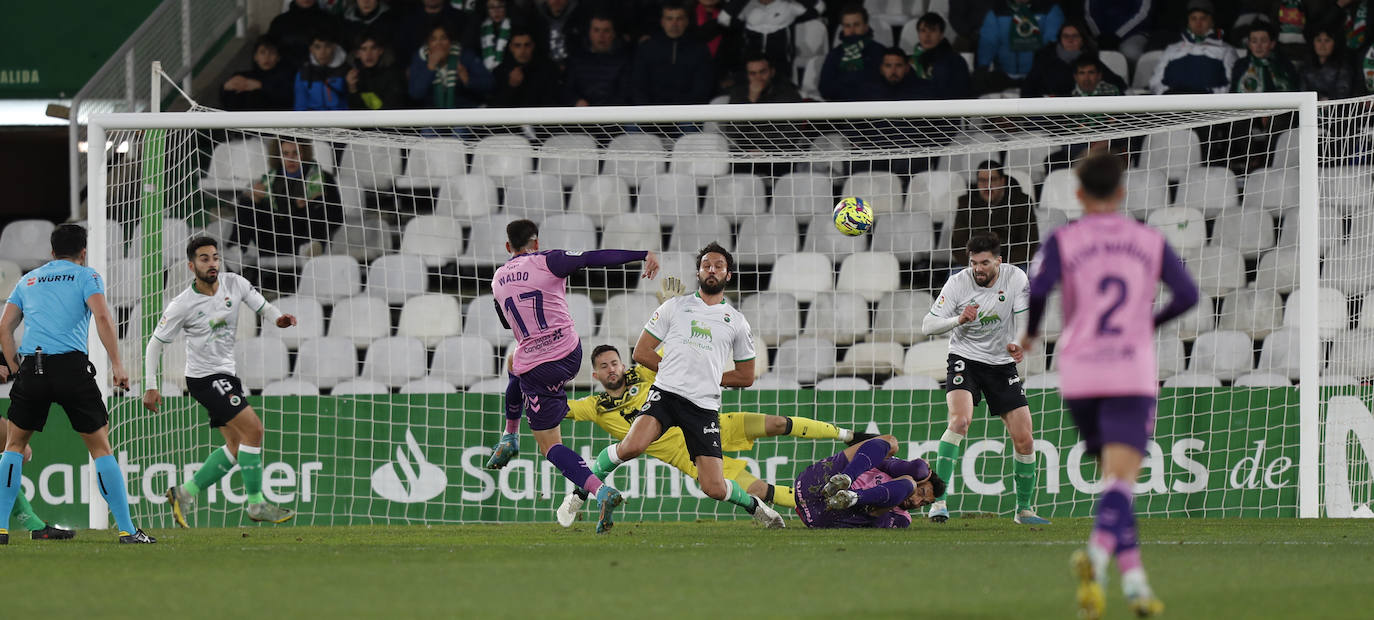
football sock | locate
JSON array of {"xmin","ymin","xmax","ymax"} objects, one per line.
[
  {"xmin": 1013, "ymin": 451, "xmax": 1038, "ymax": 512},
  {"xmin": 1090, "ymin": 478, "xmax": 1140, "ymax": 584},
  {"xmin": 742, "ymin": 412, "xmax": 769, "ymax": 438},
  {"xmin": 786, "ymin": 416, "xmax": 841, "ymax": 440},
  {"xmin": 184, "ymin": 445, "xmax": 236, "ymax": 498},
  {"xmin": 854, "ymin": 478, "xmax": 916, "ymax": 508},
  {"xmin": 94, "ymin": 454, "xmax": 136, "ymax": 535},
  {"xmin": 841, "ymin": 437, "xmax": 889, "ymax": 480},
  {"xmin": 771, "ymin": 484, "xmax": 795, "ymax": 508},
  {"xmin": 503, "ymin": 373, "xmax": 522, "ymax": 434},
  {"xmin": 238, "ymin": 445, "xmax": 265, "ymax": 504},
  {"xmin": 548, "ymin": 443, "xmax": 602, "ymax": 494},
  {"xmin": 593, "ymin": 443, "xmax": 624, "ymax": 480},
  {"xmin": 12, "ymin": 493, "xmax": 46, "ymax": 531},
  {"xmin": 725, "ymin": 479, "xmax": 757, "ymax": 514},
  {"xmin": 0, "ymin": 451, "xmax": 24, "ymax": 531},
  {"xmin": 935, "ymin": 430, "xmax": 964, "ymax": 492}
]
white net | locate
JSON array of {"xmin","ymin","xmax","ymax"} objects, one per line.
[{"xmin": 91, "ymin": 96, "xmax": 1326, "ymax": 527}]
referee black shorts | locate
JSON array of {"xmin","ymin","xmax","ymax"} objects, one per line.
[{"xmin": 4, "ymin": 351, "xmax": 109, "ymax": 434}]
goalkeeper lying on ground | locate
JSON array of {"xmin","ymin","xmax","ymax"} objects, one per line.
[
  {"xmin": 487, "ymin": 277, "xmax": 875, "ymax": 526},
  {"xmin": 796, "ymin": 435, "xmax": 946, "ymax": 529}
]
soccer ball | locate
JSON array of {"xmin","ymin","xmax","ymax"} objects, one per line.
[{"xmin": 833, "ymin": 197, "xmax": 875, "ymax": 236}]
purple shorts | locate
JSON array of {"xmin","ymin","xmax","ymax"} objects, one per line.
[
  {"xmin": 1065, "ymin": 396, "xmax": 1157, "ymax": 456},
  {"xmin": 516, "ymin": 342, "xmax": 583, "ymax": 431}
]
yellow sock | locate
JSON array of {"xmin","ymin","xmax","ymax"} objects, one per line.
[
  {"xmin": 771, "ymin": 485, "xmax": 796, "ymax": 508},
  {"xmin": 787, "ymin": 416, "xmax": 840, "ymax": 440},
  {"xmin": 740, "ymin": 412, "xmax": 769, "ymax": 439}
]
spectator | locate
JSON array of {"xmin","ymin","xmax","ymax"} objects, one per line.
[
  {"xmin": 1311, "ymin": 0, "xmax": 1371, "ymax": 53},
  {"xmin": 1301, "ymin": 23, "xmax": 1361, "ymax": 100},
  {"xmin": 691, "ymin": 0, "xmax": 740, "ymax": 91},
  {"xmin": 631, "ymin": 2, "xmax": 715, "ymax": 105},
  {"xmin": 468, "ymin": 0, "xmax": 519, "ymax": 71},
  {"xmin": 818, "ymin": 3, "xmax": 886, "ymax": 101},
  {"xmin": 974, "ymin": 0, "xmax": 1065, "ymax": 93},
  {"xmin": 534, "ymin": 0, "xmax": 590, "ymax": 66},
  {"xmin": 268, "ymin": 0, "xmax": 342, "ymax": 67},
  {"xmin": 492, "ymin": 30, "xmax": 564, "ymax": 106},
  {"xmin": 1150, "ymin": 0, "xmax": 1237, "ymax": 95},
  {"xmin": 564, "ymin": 14, "xmax": 633, "ymax": 105},
  {"xmin": 408, "ymin": 22, "xmax": 495, "ymax": 108},
  {"xmin": 221, "ymin": 36, "xmax": 295, "ymax": 111},
  {"xmin": 346, "ymin": 33, "xmax": 407, "ymax": 110},
  {"xmin": 948, "ymin": 0, "xmax": 996, "ymax": 51},
  {"xmin": 1070, "ymin": 54, "xmax": 1121, "ymax": 96},
  {"xmin": 342, "ymin": 0, "xmax": 399, "ymax": 47},
  {"xmin": 951, "ymin": 160, "xmax": 1038, "ymax": 267},
  {"xmin": 908, "ymin": 12, "xmax": 972, "ymax": 100},
  {"xmin": 1273, "ymin": 0, "xmax": 1309, "ymax": 55},
  {"xmin": 727, "ymin": 53, "xmax": 801, "ymax": 103},
  {"xmin": 1083, "ymin": 0, "xmax": 1152, "ymax": 65},
  {"xmin": 294, "ymin": 29, "xmax": 350, "ymax": 111},
  {"xmin": 395, "ymin": 0, "xmax": 469, "ymax": 62},
  {"xmin": 719, "ymin": 0, "xmax": 822, "ymax": 73},
  {"xmin": 866, "ymin": 47, "xmax": 920, "ymax": 100},
  {"xmin": 237, "ymin": 139, "xmax": 342, "ymax": 259},
  {"xmin": 1020, "ymin": 21, "xmax": 1126, "ymax": 98},
  {"xmin": 1232, "ymin": 23, "xmax": 1300, "ymax": 92}
]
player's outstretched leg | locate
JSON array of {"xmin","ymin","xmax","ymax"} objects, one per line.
[
  {"xmin": 744, "ymin": 413, "xmax": 874, "ymax": 445},
  {"xmin": 556, "ymin": 490, "xmax": 586, "ymax": 527},
  {"xmin": 930, "ymin": 429, "xmax": 963, "ymax": 523},
  {"xmin": 488, "ymin": 374, "xmax": 524, "ymax": 469},
  {"xmin": 720, "ymin": 479, "xmax": 783, "ymax": 528},
  {"xmin": 1092, "ymin": 478, "xmax": 1162, "ymax": 616},
  {"xmin": 167, "ymin": 445, "xmax": 237, "ymax": 528}
]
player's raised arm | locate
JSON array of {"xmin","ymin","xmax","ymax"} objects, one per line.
[
  {"xmin": 241, "ymin": 276, "xmax": 294, "ymax": 328},
  {"xmin": 545, "ymin": 249, "xmax": 658, "ymax": 279},
  {"xmin": 0, "ymin": 303, "xmax": 21, "ymax": 383}
]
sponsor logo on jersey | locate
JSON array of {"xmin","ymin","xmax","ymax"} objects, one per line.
[
  {"xmin": 703, "ymin": 422, "xmax": 720, "ymax": 435},
  {"xmin": 26, "ymin": 274, "xmax": 76, "ymax": 286},
  {"xmin": 978, "ymin": 312, "xmax": 1001, "ymax": 326},
  {"xmin": 1008, "ymin": 375, "xmax": 1021, "ymax": 385},
  {"xmin": 689, "ymin": 320, "xmax": 712, "ymax": 341}
]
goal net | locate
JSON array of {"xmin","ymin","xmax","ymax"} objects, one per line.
[{"xmin": 86, "ymin": 93, "xmax": 1336, "ymax": 528}]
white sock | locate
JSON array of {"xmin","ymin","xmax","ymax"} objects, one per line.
[
  {"xmin": 940, "ymin": 429, "xmax": 965, "ymax": 446},
  {"xmin": 221, "ymin": 444, "xmax": 238, "ymax": 464},
  {"xmin": 238, "ymin": 444, "xmax": 262, "ymax": 455},
  {"xmin": 1122, "ymin": 568, "xmax": 1151, "ymax": 597},
  {"xmin": 837, "ymin": 428, "xmax": 854, "ymax": 442},
  {"xmin": 607, "ymin": 443, "xmax": 623, "ymax": 466},
  {"xmin": 1013, "ymin": 451, "xmax": 1035, "ymax": 464}
]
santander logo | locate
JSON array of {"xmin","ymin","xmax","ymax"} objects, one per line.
[{"xmin": 371, "ymin": 428, "xmax": 447, "ymax": 503}]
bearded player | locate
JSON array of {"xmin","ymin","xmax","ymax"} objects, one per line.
[{"xmin": 797, "ymin": 435, "xmax": 945, "ymax": 529}]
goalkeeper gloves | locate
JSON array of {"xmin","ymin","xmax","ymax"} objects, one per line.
[{"xmin": 656, "ymin": 276, "xmax": 687, "ymax": 304}]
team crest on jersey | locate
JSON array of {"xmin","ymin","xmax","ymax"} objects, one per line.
[
  {"xmin": 998, "ymin": 290, "xmax": 1005, "ymax": 302},
  {"xmin": 952, "ymin": 374, "xmax": 964, "ymax": 385},
  {"xmin": 937, "ymin": 295, "xmax": 946, "ymax": 307},
  {"xmin": 723, "ymin": 313, "xmax": 731, "ymax": 323},
  {"xmin": 224, "ymin": 297, "xmax": 232, "ymax": 308}
]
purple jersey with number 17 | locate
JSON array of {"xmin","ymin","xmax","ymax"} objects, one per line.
[
  {"xmin": 1051, "ymin": 214, "xmax": 1166, "ymax": 399},
  {"xmin": 492, "ymin": 251, "xmax": 578, "ymax": 375}
]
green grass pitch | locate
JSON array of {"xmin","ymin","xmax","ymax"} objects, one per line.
[{"xmin": 2, "ymin": 518, "xmax": 1369, "ymax": 619}]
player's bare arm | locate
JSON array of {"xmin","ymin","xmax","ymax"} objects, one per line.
[
  {"xmin": 0, "ymin": 303, "xmax": 21, "ymax": 383},
  {"xmin": 86, "ymin": 292, "xmax": 128, "ymax": 390}
]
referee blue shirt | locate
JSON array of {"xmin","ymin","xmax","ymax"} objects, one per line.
[{"xmin": 6, "ymin": 259, "xmax": 105, "ymax": 355}]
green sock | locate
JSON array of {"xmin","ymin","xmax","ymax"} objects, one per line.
[
  {"xmin": 239, "ymin": 446, "xmax": 265, "ymax": 504},
  {"xmin": 186, "ymin": 446, "xmax": 236, "ymax": 498},
  {"xmin": 12, "ymin": 493, "xmax": 46, "ymax": 531},
  {"xmin": 724, "ymin": 479, "xmax": 757, "ymax": 514},
  {"xmin": 1013, "ymin": 452, "xmax": 1038, "ymax": 512},
  {"xmin": 935, "ymin": 434, "xmax": 963, "ymax": 495},
  {"xmin": 593, "ymin": 445, "xmax": 622, "ymax": 480}
]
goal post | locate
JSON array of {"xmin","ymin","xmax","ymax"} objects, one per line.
[{"xmin": 80, "ymin": 92, "xmax": 1334, "ymax": 529}]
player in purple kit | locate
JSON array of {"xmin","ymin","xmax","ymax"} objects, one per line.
[
  {"xmin": 795, "ymin": 435, "xmax": 945, "ymax": 529},
  {"xmin": 488, "ymin": 219, "xmax": 660, "ymax": 534},
  {"xmin": 1019, "ymin": 153, "xmax": 1197, "ymax": 619}
]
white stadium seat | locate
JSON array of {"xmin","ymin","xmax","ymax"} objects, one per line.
[
  {"xmin": 771, "ymin": 172, "xmax": 834, "ymax": 223},
  {"xmin": 539, "ymin": 213, "xmax": 598, "ymax": 253},
  {"xmin": 1038, "ymin": 168, "xmax": 1082, "ymax": 218},
  {"xmin": 636, "ymin": 173, "xmax": 701, "ymax": 220},
  {"xmin": 464, "ymin": 294, "xmax": 514, "ymax": 348},
  {"xmin": 768, "ymin": 253, "xmax": 832, "ymax": 303},
  {"xmin": 1141, "ymin": 128, "xmax": 1201, "ymax": 182},
  {"xmin": 234, "ymin": 337, "xmax": 290, "ymax": 390},
  {"xmin": 1023, "ymin": 373, "xmax": 1058, "ymax": 390},
  {"xmin": 1320, "ymin": 246, "xmax": 1374, "ymax": 295},
  {"xmin": 1147, "ymin": 207, "xmax": 1206, "ymax": 259},
  {"xmin": 1256, "ymin": 328, "xmax": 1302, "ymax": 380},
  {"xmin": 399, "ymin": 215, "xmax": 464, "ymax": 267},
  {"xmin": 815, "ymin": 377, "xmax": 872, "ymax": 391},
  {"xmin": 1157, "ymin": 334, "xmax": 1186, "ymax": 379},
  {"xmin": 903, "ymin": 338, "xmax": 950, "ymax": 381},
  {"xmin": 262, "ymin": 296, "xmax": 325, "ymax": 349},
  {"xmin": 835, "ymin": 342, "xmax": 904, "ymax": 376},
  {"xmin": 295, "ymin": 336, "xmax": 360, "ymax": 389},
  {"xmin": 337, "ymin": 142, "xmax": 403, "ymax": 190},
  {"xmin": 773, "ymin": 336, "xmax": 838, "ymax": 384},
  {"xmin": 803, "ymin": 292, "xmax": 870, "ymax": 345},
  {"xmin": 1241, "ymin": 167, "xmax": 1299, "ymax": 216},
  {"xmin": 604, "ymin": 133, "xmax": 667, "ymax": 186},
  {"xmin": 1327, "ymin": 332, "xmax": 1374, "ymax": 378},
  {"xmin": 601, "ymin": 213, "xmax": 662, "ymax": 252},
  {"xmin": 539, "ymin": 134, "xmax": 600, "ymax": 188},
  {"xmin": 1233, "ymin": 372, "xmax": 1292, "ymax": 387},
  {"xmin": 331, "ymin": 379, "xmax": 391, "ymax": 395},
  {"xmin": 1122, "ymin": 167, "xmax": 1168, "ymax": 220},
  {"xmin": 397, "ymin": 294, "xmax": 462, "ymax": 347},
  {"xmin": 433, "ymin": 175, "xmax": 498, "ymax": 222},
  {"xmin": 1210, "ymin": 209, "xmax": 1276, "ymax": 259},
  {"xmin": 841, "ymin": 172, "xmax": 904, "ymax": 215},
  {"xmin": 870, "ymin": 211, "xmax": 935, "ymax": 264},
  {"xmin": 905, "ymin": 170, "xmax": 965, "ymax": 225},
  {"xmin": 742, "ymin": 292, "xmax": 801, "ymax": 346},
  {"xmin": 262, "ymin": 379, "xmax": 320, "ymax": 396},
  {"xmin": 468, "ymin": 377, "xmax": 513, "ymax": 393},
  {"xmin": 569, "ymin": 175, "xmax": 632, "ymax": 226},
  {"xmin": 1188, "ymin": 330, "xmax": 1254, "ymax": 381},
  {"xmin": 1282, "ymin": 287, "xmax": 1348, "ymax": 339},
  {"xmin": 735, "ymin": 215, "xmax": 799, "ymax": 264},
  {"xmin": 803, "ymin": 213, "xmax": 869, "ymax": 260},
  {"xmin": 400, "ymin": 377, "xmax": 457, "ymax": 394},
  {"xmin": 836, "ymin": 252, "xmax": 900, "ymax": 302},
  {"xmin": 1158, "ymin": 290, "xmax": 1213, "ymax": 342},
  {"xmin": 501, "ymin": 173, "xmax": 565, "ymax": 221},
  {"xmin": 596, "ymin": 293, "xmax": 661, "ymax": 348},
  {"xmin": 458, "ymin": 214, "xmax": 517, "ymax": 269},
  {"xmin": 129, "ymin": 218, "xmax": 192, "ymax": 268},
  {"xmin": 366, "ymin": 254, "xmax": 428, "ymax": 305},
  {"xmin": 471, "ymin": 135, "xmax": 535, "ymax": 184},
  {"xmin": 882, "ymin": 375, "xmax": 941, "ymax": 390},
  {"xmin": 430, "ymin": 335, "xmax": 496, "ymax": 388},
  {"xmin": 872, "ymin": 290, "xmax": 935, "ymax": 345},
  {"xmin": 1190, "ymin": 246, "xmax": 1246, "ymax": 297},
  {"xmin": 296, "ymin": 255, "xmax": 362, "ymax": 305},
  {"xmin": 636, "ymin": 252, "xmax": 694, "ymax": 295},
  {"xmin": 704, "ymin": 174, "xmax": 766, "ymax": 224},
  {"xmin": 396, "ymin": 138, "xmax": 466, "ymax": 189},
  {"xmin": 201, "ymin": 139, "xmax": 269, "ymax": 192},
  {"xmin": 1162, "ymin": 373, "xmax": 1221, "ymax": 388},
  {"xmin": 1218, "ymin": 288, "xmax": 1284, "ymax": 339},
  {"xmin": 668, "ymin": 215, "xmax": 732, "ymax": 254},
  {"xmin": 361, "ymin": 336, "xmax": 428, "ymax": 388},
  {"xmin": 1175, "ymin": 166, "xmax": 1238, "ymax": 218},
  {"xmin": 1255, "ymin": 248, "xmax": 1299, "ymax": 294},
  {"xmin": 669, "ymin": 133, "xmax": 730, "ymax": 186},
  {"xmin": 749, "ymin": 374, "xmax": 805, "ymax": 390},
  {"xmin": 1277, "ymin": 206, "xmax": 1344, "ymax": 256},
  {"xmin": 327, "ymin": 295, "xmax": 391, "ymax": 349}
]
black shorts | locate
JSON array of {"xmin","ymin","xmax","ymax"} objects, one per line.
[
  {"xmin": 640, "ymin": 387, "xmax": 723, "ymax": 460},
  {"xmin": 185, "ymin": 374, "xmax": 251, "ymax": 428},
  {"xmin": 4, "ymin": 352, "xmax": 108, "ymax": 434},
  {"xmin": 945, "ymin": 353, "xmax": 1028, "ymax": 417}
]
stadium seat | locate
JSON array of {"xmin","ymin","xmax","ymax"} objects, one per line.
[
  {"xmin": 749, "ymin": 374, "xmax": 805, "ymax": 390},
  {"xmin": 771, "ymin": 172, "xmax": 834, "ymax": 223},
  {"xmin": 1131, "ymin": 50, "xmax": 1163, "ymax": 94},
  {"xmin": 539, "ymin": 213, "xmax": 598, "ymax": 252},
  {"xmin": 1175, "ymin": 166, "xmax": 1238, "ymax": 218},
  {"xmin": 773, "ymin": 336, "xmax": 838, "ymax": 384},
  {"xmin": 399, "ymin": 215, "xmax": 464, "ymax": 267},
  {"xmin": 395, "ymin": 138, "xmax": 466, "ymax": 189},
  {"xmin": 1323, "ymin": 374, "xmax": 1361, "ymax": 386},
  {"xmin": 742, "ymin": 292, "xmax": 801, "ymax": 345},
  {"xmin": 1210, "ymin": 209, "xmax": 1276, "ymax": 259},
  {"xmin": 400, "ymin": 377, "xmax": 457, "ymax": 394},
  {"xmin": 798, "ymin": 56, "xmax": 825, "ymax": 101},
  {"xmin": 870, "ymin": 212, "xmax": 935, "ymax": 264},
  {"xmin": 1022, "ymin": 347, "xmax": 1051, "ymax": 376},
  {"xmin": 815, "ymin": 377, "xmax": 872, "ymax": 390},
  {"xmin": 361, "ymin": 336, "xmax": 428, "ymax": 388},
  {"xmin": 155, "ymin": 336, "xmax": 188, "ymax": 391},
  {"xmin": 0, "ymin": 260, "xmax": 22, "ymax": 304},
  {"xmin": 502, "ymin": 173, "xmax": 565, "ymax": 221},
  {"xmin": 841, "ymin": 171, "xmax": 904, "ymax": 215},
  {"xmin": 1255, "ymin": 248, "xmax": 1300, "ymax": 294},
  {"xmin": 471, "ymin": 135, "xmax": 535, "ymax": 185},
  {"xmin": 1270, "ymin": 128, "xmax": 1299, "ymax": 169},
  {"xmin": 1320, "ymin": 246, "xmax": 1374, "ymax": 295},
  {"xmin": 939, "ymin": 131, "xmax": 1000, "ymax": 179},
  {"xmin": 259, "ymin": 296, "xmax": 324, "ymax": 350},
  {"xmin": 805, "ymin": 132, "xmax": 847, "ymax": 174},
  {"xmin": 604, "ymin": 133, "xmax": 667, "ymax": 186},
  {"xmin": 1358, "ymin": 289, "xmax": 1374, "ymax": 330},
  {"xmin": 1121, "ymin": 167, "xmax": 1168, "ymax": 220},
  {"xmin": 429, "ymin": 335, "xmax": 496, "ymax": 388},
  {"xmin": 1003, "ymin": 142, "xmax": 1055, "ymax": 184},
  {"xmin": 905, "ymin": 170, "xmax": 965, "ymax": 226},
  {"xmin": 668, "ymin": 214, "xmax": 732, "ymax": 253},
  {"xmin": 704, "ymin": 174, "xmax": 766, "ymax": 224},
  {"xmin": 792, "ymin": 17, "xmax": 828, "ymax": 65},
  {"xmin": 464, "ymin": 294, "xmax": 514, "ymax": 348},
  {"xmin": 235, "ymin": 337, "xmax": 291, "ymax": 390},
  {"xmin": 397, "ymin": 294, "xmax": 462, "ymax": 347},
  {"xmin": 803, "ymin": 291, "xmax": 870, "ymax": 345},
  {"xmin": 1162, "ymin": 373, "xmax": 1221, "ymax": 388},
  {"xmin": 294, "ymin": 336, "xmax": 359, "ymax": 389},
  {"xmin": 201, "ymin": 139, "xmax": 269, "ymax": 192},
  {"xmin": 330, "ymin": 379, "xmax": 391, "ymax": 395},
  {"xmin": 337, "ymin": 143, "xmax": 403, "ymax": 190},
  {"xmin": 1098, "ymin": 50, "xmax": 1129, "ymax": 85},
  {"xmin": 106, "ymin": 257, "xmax": 147, "ymax": 310},
  {"xmin": 903, "ymin": 338, "xmax": 950, "ymax": 380},
  {"xmin": 1147, "ymin": 207, "xmax": 1207, "ymax": 259},
  {"xmin": 1241, "ymin": 167, "xmax": 1299, "ymax": 216},
  {"xmin": 1218, "ymin": 288, "xmax": 1284, "ymax": 339},
  {"xmin": 1256, "ymin": 328, "xmax": 1301, "ymax": 380},
  {"xmin": 1282, "ymin": 287, "xmax": 1348, "ymax": 339},
  {"xmin": 802, "ymin": 213, "xmax": 869, "ymax": 260},
  {"xmin": 328, "ymin": 217, "xmax": 397, "ymax": 265},
  {"xmin": 569, "ymin": 175, "xmax": 632, "ymax": 226},
  {"xmin": 735, "ymin": 215, "xmax": 800, "ymax": 264},
  {"xmin": 1188, "ymin": 329, "xmax": 1254, "ymax": 381},
  {"xmin": 1040, "ymin": 292, "xmax": 1064, "ymax": 342},
  {"xmin": 1141, "ymin": 128, "xmax": 1201, "ymax": 182},
  {"xmin": 636, "ymin": 252, "xmax": 694, "ymax": 295},
  {"xmin": 835, "ymin": 342, "xmax": 904, "ymax": 376},
  {"xmin": 596, "ymin": 292, "xmax": 661, "ymax": 348},
  {"xmin": 768, "ymin": 253, "xmax": 832, "ymax": 303},
  {"xmin": 1036, "ymin": 208, "xmax": 1069, "ymax": 241},
  {"xmin": 468, "ymin": 377, "xmax": 513, "ymax": 393},
  {"xmin": 1319, "ymin": 166, "xmax": 1374, "ymax": 208},
  {"xmin": 1233, "ymin": 372, "xmax": 1292, "ymax": 387},
  {"xmin": 1159, "ymin": 289, "xmax": 1213, "ymax": 342},
  {"xmin": 836, "ymin": 252, "xmax": 900, "ymax": 302},
  {"xmin": 881, "ymin": 375, "xmax": 941, "ymax": 390},
  {"xmin": 539, "ymin": 134, "xmax": 600, "ymax": 188},
  {"xmin": 1277, "ymin": 207, "xmax": 1345, "ymax": 256},
  {"xmin": 458, "ymin": 214, "xmax": 518, "ymax": 268},
  {"xmin": 1191, "ymin": 246, "xmax": 1246, "ymax": 296},
  {"xmin": 128, "ymin": 218, "xmax": 192, "ymax": 269},
  {"xmin": 328, "ymin": 295, "xmax": 391, "ymax": 349},
  {"xmin": 262, "ymin": 379, "xmax": 320, "ymax": 396},
  {"xmin": 669, "ymin": 133, "xmax": 730, "ymax": 186},
  {"xmin": 1038, "ymin": 168, "xmax": 1082, "ymax": 218},
  {"xmin": 601, "ymin": 213, "xmax": 662, "ymax": 252},
  {"xmin": 636, "ymin": 173, "xmax": 701, "ymax": 220},
  {"xmin": 296, "ymin": 255, "xmax": 362, "ymax": 305},
  {"xmin": 366, "ymin": 254, "xmax": 428, "ymax": 305},
  {"xmin": 872, "ymin": 290, "xmax": 936, "ymax": 345}
]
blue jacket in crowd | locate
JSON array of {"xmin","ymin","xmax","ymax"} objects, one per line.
[
  {"xmin": 977, "ymin": 0, "xmax": 1065, "ymax": 78},
  {"xmin": 631, "ymin": 31, "xmax": 714, "ymax": 105}
]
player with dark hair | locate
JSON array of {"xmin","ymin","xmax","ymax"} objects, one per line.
[
  {"xmin": 488, "ymin": 219, "xmax": 659, "ymax": 534},
  {"xmin": 796, "ymin": 435, "xmax": 944, "ymax": 529},
  {"xmin": 146, "ymin": 236, "xmax": 300, "ymax": 527},
  {"xmin": 1021, "ymin": 152, "xmax": 1197, "ymax": 618},
  {"xmin": 0, "ymin": 224, "xmax": 153, "ymax": 544},
  {"xmin": 922, "ymin": 230, "xmax": 1049, "ymax": 526}
]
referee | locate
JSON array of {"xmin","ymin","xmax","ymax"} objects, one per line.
[{"xmin": 0, "ymin": 224, "xmax": 154, "ymax": 544}]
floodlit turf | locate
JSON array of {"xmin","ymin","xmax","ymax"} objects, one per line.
[{"xmin": 1, "ymin": 518, "xmax": 1369, "ymax": 619}]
